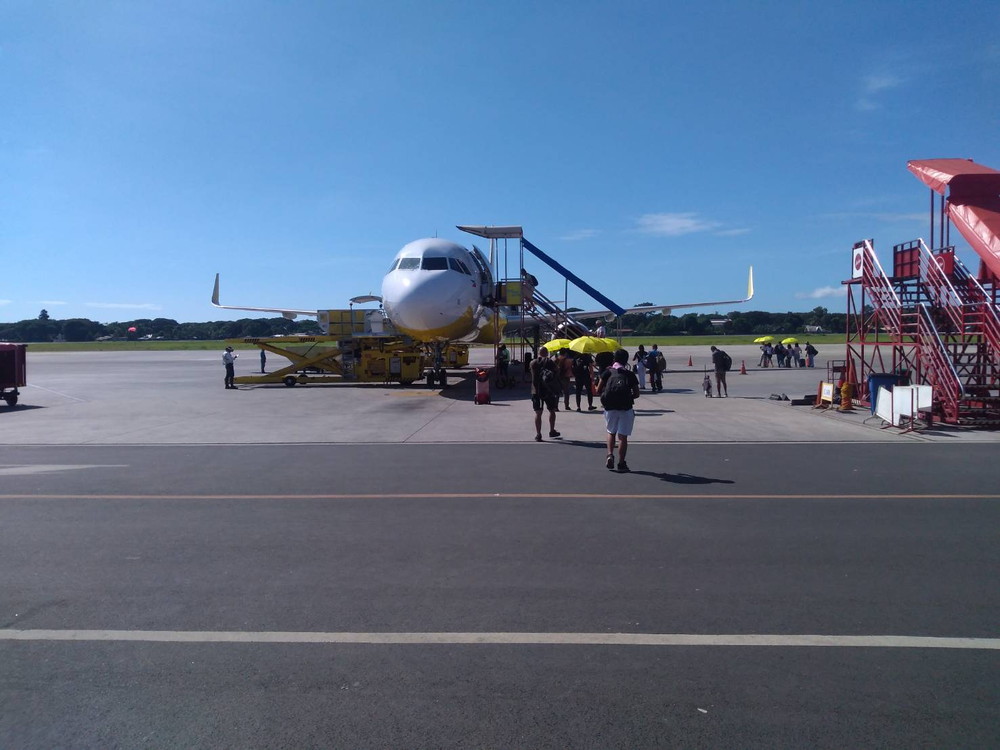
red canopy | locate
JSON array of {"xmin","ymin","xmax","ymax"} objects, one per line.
[{"xmin": 907, "ymin": 159, "xmax": 1000, "ymax": 279}]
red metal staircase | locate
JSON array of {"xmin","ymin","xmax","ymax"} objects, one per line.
[{"xmin": 849, "ymin": 239, "xmax": 1000, "ymax": 425}]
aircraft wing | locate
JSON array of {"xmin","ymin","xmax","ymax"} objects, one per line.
[
  {"xmin": 569, "ymin": 266, "xmax": 754, "ymax": 320},
  {"xmin": 211, "ymin": 274, "xmax": 318, "ymax": 319}
]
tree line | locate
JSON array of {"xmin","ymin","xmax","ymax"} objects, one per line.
[
  {"xmin": 0, "ymin": 310, "xmax": 324, "ymax": 343},
  {"xmin": 609, "ymin": 305, "xmax": 845, "ymax": 336},
  {"xmin": 1, "ymin": 306, "xmax": 846, "ymax": 343}
]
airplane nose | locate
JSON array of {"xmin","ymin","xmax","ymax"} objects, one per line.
[{"xmin": 383, "ymin": 271, "xmax": 475, "ymax": 339}]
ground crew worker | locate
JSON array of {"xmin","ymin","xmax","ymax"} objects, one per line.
[{"xmin": 223, "ymin": 346, "xmax": 238, "ymax": 389}]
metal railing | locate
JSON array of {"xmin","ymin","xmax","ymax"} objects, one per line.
[
  {"xmin": 916, "ymin": 303, "xmax": 964, "ymax": 421},
  {"xmin": 861, "ymin": 240, "xmax": 905, "ymax": 335}
]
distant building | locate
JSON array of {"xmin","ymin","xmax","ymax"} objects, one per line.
[{"xmin": 804, "ymin": 325, "xmax": 824, "ymax": 333}]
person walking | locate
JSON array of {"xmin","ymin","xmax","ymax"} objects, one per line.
[
  {"xmin": 710, "ymin": 345, "xmax": 730, "ymax": 398},
  {"xmin": 260, "ymin": 348, "xmax": 267, "ymax": 374},
  {"xmin": 805, "ymin": 342, "xmax": 818, "ymax": 368},
  {"xmin": 572, "ymin": 352, "xmax": 597, "ymax": 411},
  {"xmin": 633, "ymin": 345, "xmax": 647, "ymax": 390},
  {"xmin": 556, "ymin": 348, "xmax": 575, "ymax": 410},
  {"xmin": 495, "ymin": 343, "xmax": 510, "ymax": 384},
  {"xmin": 223, "ymin": 346, "xmax": 238, "ymax": 389},
  {"xmin": 529, "ymin": 347, "xmax": 561, "ymax": 442},
  {"xmin": 598, "ymin": 349, "xmax": 641, "ymax": 472},
  {"xmin": 645, "ymin": 344, "xmax": 665, "ymax": 393}
]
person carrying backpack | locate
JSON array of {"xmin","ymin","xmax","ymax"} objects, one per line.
[
  {"xmin": 710, "ymin": 345, "xmax": 731, "ymax": 397},
  {"xmin": 645, "ymin": 344, "xmax": 665, "ymax": 393},
  {"xmin": 804, "ymin": 342, "xmax": 818, "ymax": 368},
  {"xmin": 597, "ymin": 349, "xmax": 641, "ymax": 473},
  {"xmin": 529, "ymin": 347, "xmax": 561, "ymax": 442}
]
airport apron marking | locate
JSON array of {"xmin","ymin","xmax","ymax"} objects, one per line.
[
  {"xmin": 0, "ymin": 465, "xmax": 128, "ymax": 476},
  {"xmin": 0, "ymin": 493, "xmax": 998, "ymax": 500},
  {"xmin": 1, "ymin": 630, "xmax": 998, "ymax": 650}
]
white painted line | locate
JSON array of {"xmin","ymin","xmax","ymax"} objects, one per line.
[
  {"xmin": 0, "ymin": 465, "xmax": 128, "ymax": 476},
  {"xmin": 26, "ymin": 384, "xmax": 88, "ymax": 402},
  {"xmin": 1, "ymin": 630, "xmax": 997, "ymax": 650}
]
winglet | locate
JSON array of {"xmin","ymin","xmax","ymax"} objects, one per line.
[
  {"xmin": 746, "ymin": 266, "xmax": 754, "ymax": 302},
  {"xmin": 212, "ymin": 273, "xmax": 222, "ymax": 306}
]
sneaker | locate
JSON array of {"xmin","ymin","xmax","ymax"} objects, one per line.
[
  {"xmin": 588, "ymin": 405, "xmax": 597, "ymax": 411},
  {"xmin": 576, "ymin": 407, "xmax": 582, "ymax": 412},
  {"xmin": 606, "ymin": 454, "xmax": 615, "ymax": 470},
  {"xmin": 617, "ymin": 461, "xmax": 631, "ymax": 473},
  {"xmin": 534, "ymin": 434, "xmax": 543, "ymax": 442},
  {"xmin": 548, "ymin": 430, "xmax": 561, "ymax": 438}
]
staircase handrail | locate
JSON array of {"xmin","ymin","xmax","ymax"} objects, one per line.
[
  {"xmin": 917, "ymin": 240, "xmax": 965, "ymax": 332},
  {"xmin": 917, "ymin": 302, "xmax": 965, "ymax": 404},
  {"xmin": 526, "ymin": 288, "xmax": 589, "ymax": 338},
  {"xmin": 861, "ymin": 240, "xmax": 904, "ymax": 334},
  {"xmin": 949, "ymin": 254, "xmax": 1000, "ymax": 365}
]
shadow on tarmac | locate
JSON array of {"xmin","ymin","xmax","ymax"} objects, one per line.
[{"xmin": 628, "ymin": 470, "xmax": 735, "ymax": 485}]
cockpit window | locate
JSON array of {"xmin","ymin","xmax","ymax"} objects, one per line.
[
  {"xmin": 397, "ymin": 257, "xmax": 420, "ymax": 270},
  {"xmin": 421, "ymin": 256, "xmax": 448, "ymax": 270},
  {"xmin": 448, "ymin": 258, "xmax": 471, "ymax": 275},
  {"xmin": 388, "ymin": 259, "xmax": 400, "ymax": 272}
]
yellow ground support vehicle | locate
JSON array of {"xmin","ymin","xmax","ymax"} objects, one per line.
[{"xmin": 228, "ymin": 333, "xmax": 468, "ymax": 387}]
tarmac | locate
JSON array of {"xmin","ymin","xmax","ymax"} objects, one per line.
[
  {"xmin": 4, "ymin": 343, "xmax": 1000, "ymax": 747},
  {"xmin": 5, "ymin": 343, "xmax": 1000, "ymax": 445}
]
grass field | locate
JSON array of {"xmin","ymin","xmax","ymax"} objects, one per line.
[{"xmin": 22, "ymin": 334, "xmax": 845, "ymax": 353}]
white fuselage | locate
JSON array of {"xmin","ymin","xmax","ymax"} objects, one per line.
[{"xmin": 381, "ymin": 238, "xmax": 498, "ymax": 343}]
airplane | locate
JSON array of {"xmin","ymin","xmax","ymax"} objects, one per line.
[{"xmin": 212, "ymin": 226, "xmax": 754, "ymax": 378}]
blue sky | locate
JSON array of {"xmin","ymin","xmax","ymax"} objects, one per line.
[{"xmin": 2, "ymin": 1, "xmax": 999, "ymax": 323}]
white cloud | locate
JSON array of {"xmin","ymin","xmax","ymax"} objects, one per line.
[
  {"xmin": 635, "ymin": 212, "xmax": 720, "ymax": 236},
  {"xmin": 863, "ymin": 74, "xmax": 902, "ymax": 94},
  {"xmin": 714, "ymin": 227, "xmax": 751, "ymax": 237},
  {"xmin": 0, "ymin": 299, "xmax": 11, "ymax": 306},
  {"xmin": 856, "ymin": 73, "xmax": 903, "ymax": 111},
  {"xmin": 559, "ymin": 229, "xmax": 599, "ymax": 241},
  {"xmin": 36, "ymin": 300, "xmax": 68, "ymax": 306},
  {"xmin": 85, "ymin": 302, "xmax": 162, "ymax": 310},
  {"xmin": 796, "ymin": 286, "xmax": 848, "ymax": 300}
]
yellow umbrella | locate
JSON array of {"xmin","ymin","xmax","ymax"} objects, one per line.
[
  {"xmin": 568, "ymin": 336, "xmax": 615, "ymax": 354},
  {"xmin": 542, "ymin": 338, "xmax": 572, "ymax": 352},
  {"xmin": 753, "ymin": 336, "xmax": 775, "ymax": 344},
  {"xmin": 781, "ymin": 337, "xmax": 799, "ymax": 345},
  {"xmin": 600, "ymin": 338, "xmax": 621, "ymax": 351}
]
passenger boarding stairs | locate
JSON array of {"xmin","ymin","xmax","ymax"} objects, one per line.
[
  {"xmin": 859, "ymin": 239, "xmax": 1000, "ymax": 425},
  {"xmin": 521, "ymin": 287, "xmax": 590, "ymax": 339}
]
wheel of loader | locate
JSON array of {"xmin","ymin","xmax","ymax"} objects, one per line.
[
  {"xmin": 4, "ymin": 393, "xmax": 17, "ymax": 406},
  {"xmin": 283, "ymin": 375, "xmax": 298, "ymax": 387},
  {"xmin": 437, "ymin": 368, "xmax": 448, "ymax": 387},
  {"xmin": 426, "ymin": 370, "xmax": 436, "ymax": 387}
]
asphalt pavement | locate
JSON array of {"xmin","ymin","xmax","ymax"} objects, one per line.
[{"xmin": 2, "ymin": 347, "xmax": 999, "ymax": 748}]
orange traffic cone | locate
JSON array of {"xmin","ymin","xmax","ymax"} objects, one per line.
[
  {"xmin": 740, "ymin": 360, "xmax": 747, "ymax": 375},
  {"xmin": 687, "ymin": 355, "xmax": 693, "ymax": 367}
]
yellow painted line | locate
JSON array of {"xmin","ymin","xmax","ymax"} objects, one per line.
[
  {"xmin": 0, "ymin": 493, "xmax": 998, "ymax": 501},
  {"xmin": 2, "ymin": 630, "xmax": 998, "ymax": 650}
]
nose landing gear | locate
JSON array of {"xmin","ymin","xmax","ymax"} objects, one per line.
[{"xmin": 425, "ymin": 343, "xmax": 449, "ymax": 387}]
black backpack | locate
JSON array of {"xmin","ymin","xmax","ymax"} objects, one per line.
[
  {"xmin": 572, "ymin": 355, "xmax": 588, "ymax": 377},
  {"xmin": 539, "ymin": 362, "xmax": 560, "ymax": 395},
  {"xmin": 600, "ymin": 368, "xmax": 633, "ymax": 410},
  {"xmin": 719, "ymin": 350, "xmax": 732, "ymax": 371}
]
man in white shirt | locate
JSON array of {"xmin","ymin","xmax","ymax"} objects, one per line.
[{"xmin": 222, "ymin": 346, "xmax": 238, "ymax": 389}]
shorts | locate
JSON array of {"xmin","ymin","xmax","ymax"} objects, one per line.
[
  {"xmin": 604, "ymin": 408, "xmax": 635, "ymax": 436},
  {"xmin": 532, "ymin": 393, "xmax": 559, "ymax": 412}
]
